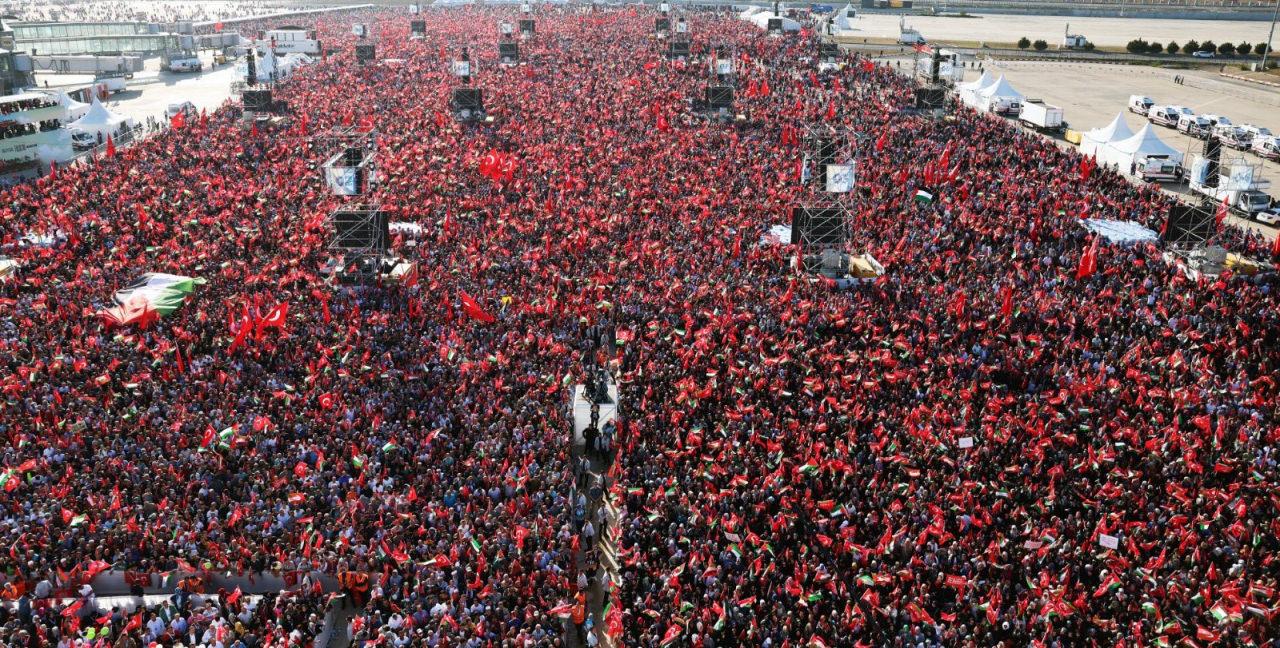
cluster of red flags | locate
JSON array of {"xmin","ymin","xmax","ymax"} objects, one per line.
[
  {"xmin": 228, "ymin": 302, "xmax": 290, "ymax": 353},
  {"xmin": 1076, "ymin": 236, "xmax": 1101, "ymax": 279},
  {"xmin": 921, "ymin": 143, "xmax": 957, "ymax": 187},
  {"xmin": 479, "ymin": 149, "xmax": 518, "ymax": 182},
  {"xmin": 742, "ymin": 78, "xmax": 772, "ymax": 99},
  {"xmin": 1214, "ymin": 195, "xmax": 1230, "ymax": 231},
  {"xmin": 1078, "ymin": 155, "xmax": 1097, "ymax": 182}
]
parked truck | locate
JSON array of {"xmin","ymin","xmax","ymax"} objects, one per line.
[
  {"xmin": 1019, "ymin": 99, "xmax": 1064, "ymax": 132},
  {"xmin": 1189, "ymin": 156, "xmax": 1273, "ymax": 216}
]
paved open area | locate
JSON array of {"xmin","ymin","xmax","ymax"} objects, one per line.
[
  {"xmin": 36, "ymin": 51, "xmax": 241, "ymax": 125},
  {"xmin": 845, "ymin": 11, "xmax": 1279, "ymax": 48}
]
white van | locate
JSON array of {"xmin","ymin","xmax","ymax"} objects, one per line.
[
  {"xmin": 71, "ymin": 131, "xmax": 98, "ymax": 151},
  {"xmin": 1240, "ymin": 124, "xmax": 1273, "ymax": 140},
  {"xmin": 1251, "ymin": 136, "xmax": 1280, "ymax": 161},
  {"xmin": 1177, "ymin": 114, "xmax": 1211, "ymax": 139},
  {"xmin": 166, "ymin": 101, "xmax": 196, "ymax": 119},
  {"xmin": 1147, "ymin": 106, "xmax": 1182, "ymax": 127},
  {"xmin": 1128, "ymin": 95, "xmax": 1154, "ymax": 116},
  {"xmin": 1202, "ymin": 114, "xmax": 1232, "ymax": 129},
  {"xmin": 1217, "ymin": 126, "xmax": 1253, "ymax": 150}
]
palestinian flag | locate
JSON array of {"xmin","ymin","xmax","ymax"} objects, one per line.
[
  {"xmin": 382, "ymin": 441, "xmax": 398, "ymax": 453},
  {"xmin": 0, "ymin": 469, "xmax": 19, "ymax": 492},
  {"xmin": 98, "ymin": 273, "xmax": 204, "ymax": 327},
  {"xmin": 913, "ymin": 190, "xmax": 934, "ymax": 204},
  {"xmin": 1093, "ymin": 574, "xmax": 1121, "ymax": 598},
  {"xmin": 660, "ymin": 625, "xmax": 682, "ymax": 646}
]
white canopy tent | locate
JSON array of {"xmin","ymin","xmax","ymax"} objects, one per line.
[
  {"xmin": 745, "ymin": 12, "xmax": 801, "ymax": 32},
  {"xmin": 958, "ymin": 70, "xmax": 995, "ymax": 108},
  {"xmin": 258, "ymin": 47, "xmax": 279, "ymax": 80},
  {"xmin": 975, "ymin": 75, "xmax": 1023, "ymax": 112},
  {"xmin": 834, "ymin": 5, "xmax": 856, "ymax": 31},
  {"xmin": 58, "ymin": 91, "xmax": 90, "ymax": 122},
  {"xmin": 1080, "ymin": 113, "xmax": 1136, "ymax": 158},
  {"xmin": 67, "ymin": 96, "xmax": 134, "ymax": 141},
  {"xmin": 1098, "ymin": 123, "xmax": 1183, "ymax": 170}
]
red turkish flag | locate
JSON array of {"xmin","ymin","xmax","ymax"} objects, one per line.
[{"xmin": 460, "ymin": 292, "xmax": 496, "ymax": 323}]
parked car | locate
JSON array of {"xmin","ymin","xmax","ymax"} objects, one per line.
[
  {"xmin": 1192, "ymin": 50, "xmax": 1215, "ymax": 58},
  {"xmin": 1128, "ymin": 95, "xmax": 1155, "ymax": 116},
  {"xmin": 1256, "ymin": 206, "xmax": 1280, "ymax": 226}
]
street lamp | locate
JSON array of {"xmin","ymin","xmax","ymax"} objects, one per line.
[{"xmin": 1262, "ymin": 0, "xmax": 1279, "ymax": 70}]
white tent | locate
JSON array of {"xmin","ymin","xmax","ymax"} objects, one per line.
[
  {"xmin": 67, "ymin": 96, "xmax": 134, "ymax": 141},
  {"xmin": 1080, "ymin": 112, "xmax": 1135, "ymax": 158},
  {"xmin": 958, "ymin": 70, "xmax": 996, "ymax": 107},
  {"xmin": 58, "ymin": 91, "xmax": 89, "ymax": 122},
  {"xmin": 258, "ymin": 47, "xmax": 279, "ymax": 80},
  {"xmin": 976, "ymin": 75, "xmax": 1023, "ymax": 112},
  {"xmin": 1098, "ymin": 123, "xmax": 1183, "ymax": 170},
  {"xmin": 738, "ymin": 6, "xmax": 766, "ymax": 18},
  {"xmin": 834, "ymin": 5, "xmax": 856, "ymax": 31},
  {"xmin": 746, "ymin": 12, "xmax": 801, "ymax": 32}
]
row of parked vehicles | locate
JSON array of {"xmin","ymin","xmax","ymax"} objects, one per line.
[{"xmin": 1128, "ymin": 95, "xmax": 1280, "ymax": 160}]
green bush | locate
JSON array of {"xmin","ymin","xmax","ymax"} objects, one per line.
[
  {"xmin": 1033, "ymin": 40, "xmax": 1048, "ymax": 51},
  {"xmin": 1256, "ymin": 43, "xmax": 1269, "ymax": 56},
  {"xmin": 1083, "ymin": 42, "xmax": 1096, "ymax": 51},
  {"xmin": 1017, "ymin": 36, "xmax": 1030, "ymax": 49},
  {"xmin": 1126, "ymin": 38, "xmax": 1149, "ymax": 54},
  {"xmin": 1218, "ymin": 42, "xmax": 1235, "ymax": 55},
  {"xmin": 1236, "ymin": 42, "xmax": 1253, "ymax": 56},
  {"xmin": 1184, "ymin": 39, "xmax": 1199, "ymax": 53},
  {"xmin": 1201, "ymin": 40, "xmax": 1216, "ymax": 53},
  {"xmin": 1166, "ymin": 41, "xmax": 1180, "ymax": 54},
  {"xmin": 1147, "ymin": 41, "xmax": 1165, "ymax": 54}
]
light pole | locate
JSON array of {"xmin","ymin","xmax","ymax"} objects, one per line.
[{"xmin": 1262, "ymin": 0, "xmax": 1279, "ymax": 71}]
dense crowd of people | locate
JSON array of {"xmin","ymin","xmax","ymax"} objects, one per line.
[{"xmin": 1, "ymin": 5, "xmax": 1279, "ymax": 648}]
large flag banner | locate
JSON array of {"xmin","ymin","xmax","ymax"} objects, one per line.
[
  {"xmin": 98, "ymin": 273, "xmax": 204, "ymax": 327},
  {"xmin": 826, "ymin": 163, "xmax": 855, "ymax": 193}
]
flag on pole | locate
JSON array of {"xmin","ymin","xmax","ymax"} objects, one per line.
[
  {"xmin": 913, "ymin": 190, "xmax": 933, "ymax": 204},
  {"xmin": 460, "ymin": 292, "xmax": 496, "ymax": 323}
]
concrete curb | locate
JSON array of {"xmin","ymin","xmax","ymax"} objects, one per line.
[{"xmin": 1219, "ymin": 72, "xmax": 1280, "ymax": 89}]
